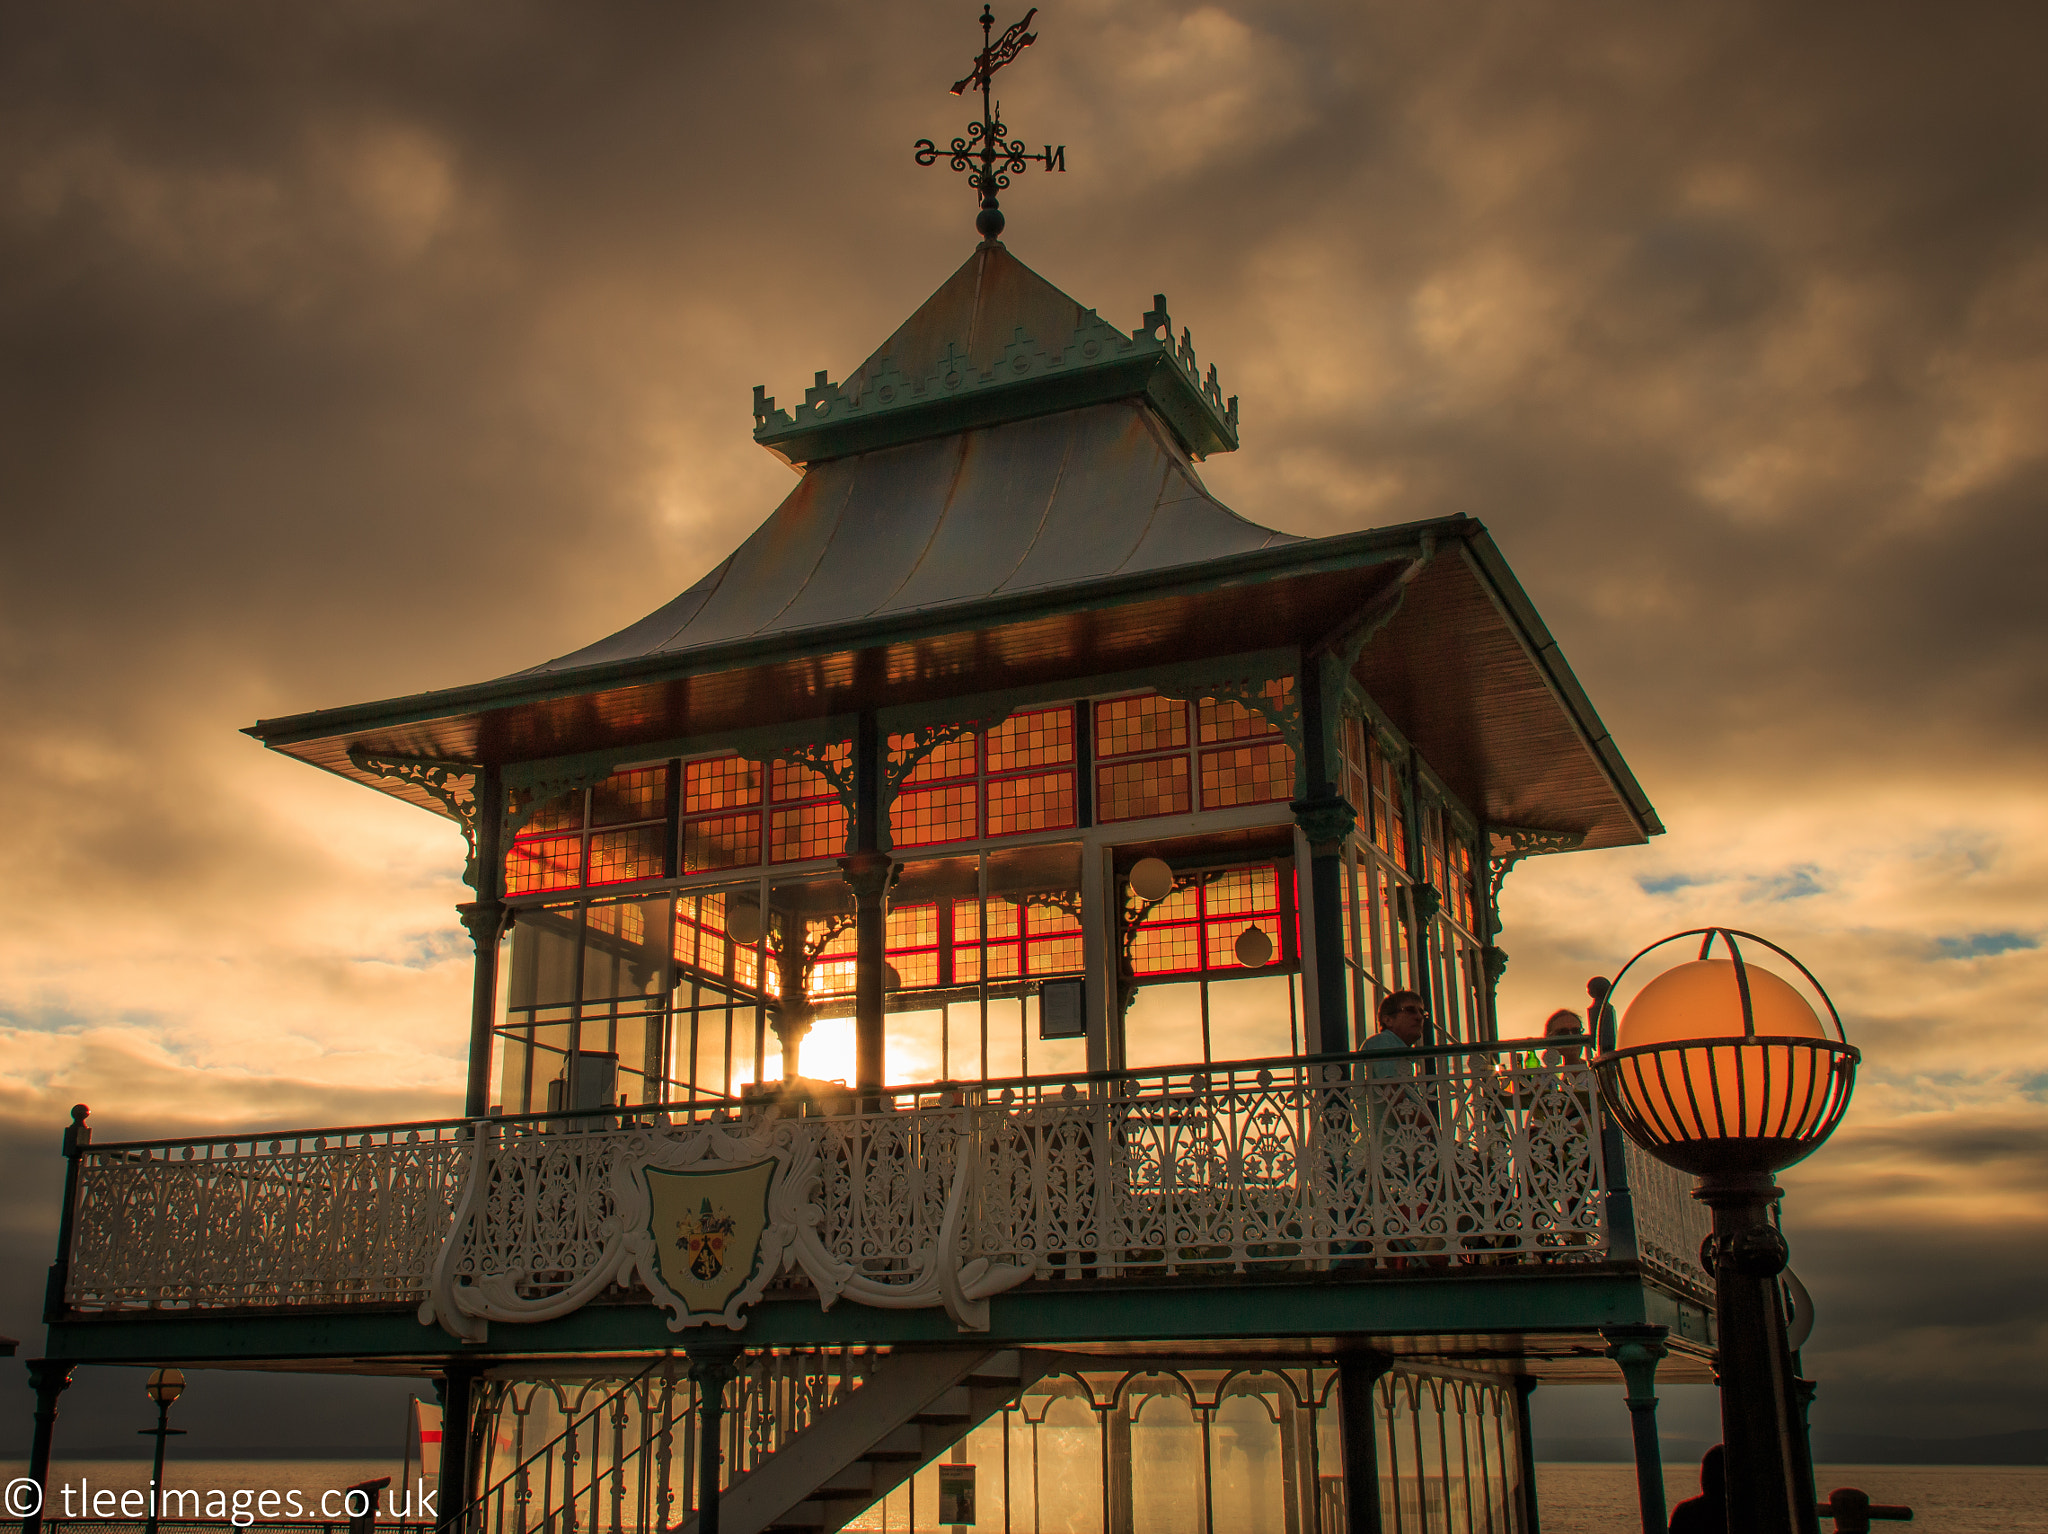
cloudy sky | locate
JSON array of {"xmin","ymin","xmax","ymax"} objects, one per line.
[{"xmin": 2, "ymin": 0, "xmax": 2042, "ymax": 1456}]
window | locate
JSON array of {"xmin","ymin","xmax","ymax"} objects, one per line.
[
  {"xmin": 1338, "ymin": 719, "xmax": 1415, "ymax": 1040},
  {"xmin": 1126, "ymin": 863, "xmax": 1293, "ymax": 980},
  {"xmin": 504, "ymin": 765, "xmax": 674, "ymax": 897},
  {"xmin": 888, "ymin": 707, "xmax": 1078, "ymax": 850},
  {"xmin": 1095, "ymin": 683, "xmax": 1296, "ymax": 824}
]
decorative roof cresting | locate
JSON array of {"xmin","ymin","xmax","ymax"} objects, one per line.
[{"xmin": 752, "ymin": 283, "xmax": 1240, "ymax": 466}]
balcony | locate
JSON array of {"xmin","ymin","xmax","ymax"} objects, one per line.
[{"xmin": 57, "ymin": 1044, "xmax": 1712, "ymax": 1342}]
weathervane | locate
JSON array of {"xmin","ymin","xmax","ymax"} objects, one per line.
[{"xmin": 914, "ymin": 5, "xmax": 1066, "ymax": 242}]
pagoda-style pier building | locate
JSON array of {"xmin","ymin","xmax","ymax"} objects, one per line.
[{"xmin": 31, "ymin": 228, "xmax": 1712, "ymax": 1532}]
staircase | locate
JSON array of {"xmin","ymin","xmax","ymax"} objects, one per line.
[{"xmin": 677, "ymin": 1347, "xmax": 1053, "ymax": 1534}]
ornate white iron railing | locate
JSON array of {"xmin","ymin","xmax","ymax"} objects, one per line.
[
  {"xmin": 67, "ymin": 1119, "xmax": 472, "ymax": 1309},
  {"xmin": 63, "ymin": 1047, "xmax": 1713, "ymax": 1318}
]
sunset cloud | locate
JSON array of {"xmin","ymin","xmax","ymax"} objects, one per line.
[{"xmin": 1, "ymin": 0, "xmax": 2042, "ymax": 1448}]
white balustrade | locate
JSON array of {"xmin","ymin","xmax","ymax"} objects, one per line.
[{"xmin": 65, "ymin": 1050, "xmax": 1713, "ymax": 1316}]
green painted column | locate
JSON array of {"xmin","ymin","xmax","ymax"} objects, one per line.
[
  {"xmin": 459, "ymin": 763, "xmax": 506, "ymax": 1120},
  {"xmin": 23, "ymin": 1358, "xmax": 73, "ymax": 1534},
  {"xmin": 1336, "ymin": 1349, "xmax": 1393, "ymax": 1534},
  {"xmin": 1603, "ymin": 1326, "xmax": 1670, "ymax": 1534},
  {"xmin": 689, "ymin": 1347, "xmax": 742, "ymax": 1534},
  {"xmin": 436, "ymin": 1364, "xmax": 477, "ymax": 1533},
  {"xmin": 1295, "ymin": 652, "xmax": 1356, "ymax": 1053},
  {"xmin": 845, "ymin": 712, "xmax": 890, "ymax": 1095}
]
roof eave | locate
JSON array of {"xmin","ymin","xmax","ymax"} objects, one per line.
[
  {"xmin": 247, "ymin": 517, "xmax": 1465, "ymax": 751},
  {"xmin": 1456, "ymin": 531, "xmax": 1664, "ymax": 840}
]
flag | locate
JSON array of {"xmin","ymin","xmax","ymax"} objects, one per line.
[{"xmin": 410, "ymin": 1397, "xmax": 443, "ymax": 1480}]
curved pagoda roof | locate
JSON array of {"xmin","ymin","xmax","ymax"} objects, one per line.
[{"xmin": 250, "ymin": 241, "xmax": 1661, "ymax": 853}]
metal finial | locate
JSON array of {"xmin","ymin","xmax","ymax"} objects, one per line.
[{"xmin": 912, "ymin": 6, "xmax": 1065, "ymax": 242}]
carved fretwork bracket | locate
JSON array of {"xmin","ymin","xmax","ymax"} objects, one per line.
[
  {"xmin": 883, "ymin": 713, "xmax": 1014, "ymax": 798},
  {"xmin": 503, "ymin": 765, "xmax": 621, "ymax": 845},
  {"xmin": 1156, "ymin": 675, "xmax": 1302, "ymax": 756},
  {"xmin": 771, "ymin": 742, "xmax": 858, "ymax": 806},
  {"xmin": 349, "ymin": 750, "xmax": 483, "ymax": 888},
  {"xmin": 1487, "ymin": 825, "xmax": 1587, "ymax": 908},
  {"xmin": 1116, "ymin": 867, "xmax": 1229, "ymax": 1015}
]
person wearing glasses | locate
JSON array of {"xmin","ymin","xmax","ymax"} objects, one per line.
[{"xmin": 1364, "ymin": 990, "xmax": 1428, "ymax": 1077}]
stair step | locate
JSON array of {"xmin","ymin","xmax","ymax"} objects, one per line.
[
  {"xmin": 813, "ymin": 1463, "xmax": 874, "ymax": 1496},
  {"xmin": 679, "ymin": 1347, "xmax": 1057, "ymax": 1534}
]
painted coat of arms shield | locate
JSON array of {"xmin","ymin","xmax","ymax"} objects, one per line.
[{"xmin": 641, "ymin": 1159, "xmax": 777, "ymax": 1323}]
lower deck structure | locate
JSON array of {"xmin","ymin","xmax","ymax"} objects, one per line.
[{"xmin": 41, "ymin": 1048, "xmax": 1714, "ymax": 1534}]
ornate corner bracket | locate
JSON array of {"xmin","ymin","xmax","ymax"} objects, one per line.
[
  {"xmin": 349, "ymin": 750, "xmax": 483, "ymax": 888},
  {"xmin": 1487, "ymin": 825, "xmax": 1586, "ymax": 908}
]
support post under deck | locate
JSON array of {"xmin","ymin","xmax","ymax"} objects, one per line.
[
  {"xmin": 689, "ymin": 1347, "xmax": 740, "ymax": 1534},
  {"xmin": 1604, "ymin": 1326, "xmax": 1670, "ymax": 1534},
  {"xmin": 22, "ymin": 1358, "xmax": 72, "ymax": 1534},
  {"xmin": 437, "ymin": 1364, "xmax": 477, "ymax": 1532},
  {"xmin": 1336, "ymin": 1349, "xmax": 1393, "ymax": 1534}
]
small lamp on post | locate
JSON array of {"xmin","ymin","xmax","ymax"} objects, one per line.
[
  {"xmin": 140, "ymin": 1367, "xmax": 187, "ymax": 1534},
  {"xmin": 1593, "ymin": 929, "xmax": 1857, "ymax": 1534}
]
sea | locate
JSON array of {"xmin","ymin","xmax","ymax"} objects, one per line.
[{"xmin": 5, "ymin": 1458, "xmax": 2043, "ymax": 1531}]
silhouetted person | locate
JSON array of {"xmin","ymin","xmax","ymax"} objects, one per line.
[
  {"xmin": 1669, "ymin": 1444, "xmax": 1727, "ymax": 1533},
  {"xmin": 1541, "ymin": 1006, "xmax": 1587, "ymax": 1064}
]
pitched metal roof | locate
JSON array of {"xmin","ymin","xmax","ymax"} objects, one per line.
[
  {"xmin": 247, "ymin": 242, "xmax": 1662, "ymax": 854},
  {"xmin": 524, "ymin": 399, "xmax": 1291, "ymax": 678}
]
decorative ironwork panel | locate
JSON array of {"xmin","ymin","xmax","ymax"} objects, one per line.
[
  {"xmin": 67, "ymin": 1123, "xmax": 471, "ymax": 1309},
  {"xmin": 1623, "ymin": 1139, "xmax": 1715, "ymax": 1298}
]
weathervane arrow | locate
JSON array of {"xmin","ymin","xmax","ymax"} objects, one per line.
[
  {"xmin": 913, "ymin": 4, "xmax": 1066, "ymax": 243},
  {"xmin": 952, "ymin": 6, "xmax": 1037, "ymax": 95}
]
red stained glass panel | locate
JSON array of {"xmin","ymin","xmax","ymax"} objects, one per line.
[
  {"xmin": 590, "ymin": 767, "xmax": 667, "ymax": 827},
  {"xmin": 986, "ymin": 771, "xmax": 1075, "ymax": 837},
  {"xmin": 892, "ymin": 732, "xmax": 977, "ymax": 786},
  {"xmin": 682, "ymin": 814, "xmax": 761, "ymax": 873},
  {"xmin": 505, "ymin": 834, "xmax": 582, "ymax": 896},
  {"xmin": 684, "ymin": 755, "xmax": 762, "ymax": 813},
  {"xmin": 1096, "ymin": 756, "xmax": 1191, "ymax": 822},
  {"xmin": 1199, "ymin": 740, "xmax": 1295, "ymax": 809},
  {"xmin": 1094, "ymin": 694, "xmax": 1188, "ymax": 758},
  {"xmin": 588, "ymin": 826, "xmax": 665, "ymax": 887},
  {"xmin": 892, "ymin": 784, "xmax": 979, "ymax": 848},
  {"xmin": 770, "ymin": 800, "xmax": 848, "ymax": 863},
  {"xmin": 986, "ymin": 708, "xmax": 1074, "ymax": 772},
  {"xmin": 772, "ymin": 746, "xmax": 850, "ymax": 804}
]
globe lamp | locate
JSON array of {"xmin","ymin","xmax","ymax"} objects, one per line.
[{"xmin": 1594, "ymin": 928, "xmax": 1858, "ymax": 1534}]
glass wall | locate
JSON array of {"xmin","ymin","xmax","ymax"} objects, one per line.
[
  {"xmin": 1119, "ymin": 856, "xmax": 1303, "ymax": 1070},
  {"xmin": 1336, "ymin": 716, "xmax": 1493, "ymax": 1047},
  {"xmin": 490, "ymin": 675, "xmax": 1498, "ymax": 1105},
  {"xmin": 473, "ymin": 1360, "xmax": 1534, "ymax": 1534}
]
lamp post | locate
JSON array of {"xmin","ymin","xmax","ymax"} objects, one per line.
[
  {"xmin": 1593, "ymin": 929, "xmax": 1857, "ymax": 1534},
  {"xmin": 139, "ymin": 1368, "xmax": 187, "ymax": 1534}
]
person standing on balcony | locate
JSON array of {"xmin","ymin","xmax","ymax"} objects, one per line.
[
  {"xmin": 1359, "ymin": 990, "xmax": 1442, "ymax": 1258},
  {"xmin": 1364, "ymin": 990, "xmax": 1427, "ymax": 1076},
  {"xmin": 1541, "ymin": 1007, "xmax": 1588, "ymax": 1065}
]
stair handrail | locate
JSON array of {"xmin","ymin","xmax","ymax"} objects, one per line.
[{"xmin": 459, "ymin": 1355, "xmax": 670, "ymax": 1532}]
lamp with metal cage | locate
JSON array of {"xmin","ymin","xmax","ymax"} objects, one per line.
[{"xmin": 1593, "ymin": 928, "xmax": 1859, "ymax": 1534}]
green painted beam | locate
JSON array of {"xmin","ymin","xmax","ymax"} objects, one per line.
[{"xmin": 47, "ymin": 1269, "xmax": 1702, "ymax": 1368}]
